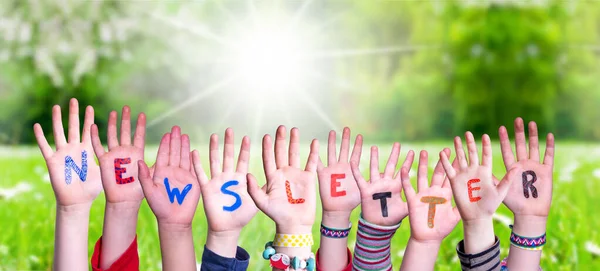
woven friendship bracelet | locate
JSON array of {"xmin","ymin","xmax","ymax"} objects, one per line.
[
  {"xmin": 320, "ymin": 223, "xmax": 352, "ymax": 239},
  {"xmin": 273, "ymin": 233, "xmax": 314, "ymax": 248},
  {"xmin": 509, "ymin": 225, "xmax": 546, "ymax": 251}
]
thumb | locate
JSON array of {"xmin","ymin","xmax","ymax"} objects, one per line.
[
  {"xmin": 495, "ymin": 175, "xmax": 513, "ymax": 202},
  {"xmin": 137, "ymin": 160, "xmax": 154, "ymax": 195},
  {"xmin": 246, "ymin": 173, "xmax": 268, "ymax": 212}
]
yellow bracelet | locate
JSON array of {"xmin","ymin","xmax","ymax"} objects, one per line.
[{"xmin": 272, "ymin": 233, "xmax": 314, "ymax": 248}]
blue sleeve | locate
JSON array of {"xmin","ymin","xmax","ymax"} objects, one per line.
[{"xmin": 200, "ymin": 245, "xmax": 250, "ymax": 271}]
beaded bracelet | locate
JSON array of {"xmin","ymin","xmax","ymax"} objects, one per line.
[
  {"xmin": 501, "ymin": 257, "xmax": 543, "ymax": 270},
  {"xmin": 509, "ymin": 225, "xmax": 546, "ymax": 251},
  {"xmin": 263, "ymin": 241, "xmax": 316, "ymax": 271},
  {"xmin": 320, "ymin": 223, "xmax": 352, "ymax": 239}
]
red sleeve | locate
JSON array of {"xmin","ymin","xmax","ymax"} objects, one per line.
[
  {"xmin": 315, "ymin": 247, "xmax": 352, "ymax": 271},
  {"xmin": 91, "ymin": 236, "xmax": 139, "ymax": 271}
]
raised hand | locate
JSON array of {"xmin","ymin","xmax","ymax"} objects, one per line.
[
  {"xmin": 33, "ymin": 98, "xmax": 102, "ymax": 207},
  {"xmin": 91, "ymin": 106, "xmax": 146, "ymax": 204},
  {"xmin": 401, "ymin": 149, "xmax": 460, "ymax": 242},
  {"xmin": 500, "ymin": 118, "xmax": 554, "ymax": 218},
  {"xmin": 138, "ymin": 126, "xmax": 201, "ymax": 226},
  {"xmin": 440, "ymin": 132, "xmax": 512, "ymax": 253},
  {"xmin": 192, "ymin": 128, "xmax": 258, "ymax": 258},
  {"xmin": 247, "ymin": 126, "xmax": 319, "ymax": 234},
  {"xmin": 350, "ymin": 143, "xmax": 414, "ymax": 226},
  {"xmin": 33, "ymin": 98, "xmax": 102, "ymax": 271}
]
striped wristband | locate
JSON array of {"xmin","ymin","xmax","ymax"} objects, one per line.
[
  {"xmin": 509, "ymin": 225, "xmax": 546, "ymax": 251},
  {"xmin": 320, "ymin": 223, "xmax": 352, "ymax": 239}
]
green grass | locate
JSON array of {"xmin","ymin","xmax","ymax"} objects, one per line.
[{"xmin": 0, "ymin": 142, "xmax": 599, "ymax": 270}]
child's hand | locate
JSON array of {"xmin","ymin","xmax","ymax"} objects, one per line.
[
  {"xmin": 350, "ymin": 143, "xmax": 414, "ymax": 226},
  {"xmin": 401, "ymin": 149, "xmax": 460, "ymax": 242},
  {"xmin": 317, "ymin": 128, "xmax": 362, "ymax": 219},
  {"xmin": 192, "ymin": 128, "xmax": 258, "ymax": 233},
  {"xmin": 33, "ymin": 98, "xmax": 102, "ymax": 207},
  {"xmin": 91, "ymin": 106, "xmax": 145, "ymax": 204},
  {"xmin": 138, "ymin": 126, "xmax": 201, "ymax": 226},
  {"xmin": 499, "ymin": 118, "xmax": 554, "ymax": 219},
  {"xmin": 247, "ymin": 126, "xmax": 319, "ymax": 234}
]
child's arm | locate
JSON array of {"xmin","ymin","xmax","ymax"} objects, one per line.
[
  {"xmin": 399, "ymin": 149, "xmax": 461, "ymax": 271},
  {"xmin": 499, "ymin": 118, "xmax": 554, "ymax": 270},
  {"xmin": 33, "ymin": 98, "xmax": 102, "ymax": 271},
  {"xmin": 349, "ymin": 143, "xmax": 414, "ymax": 270},
  {"xmin": 247, "ymin": 126, "xmax": 319, "ymax": 271},
  {"xmin": 90, "ymin": 106, "xmax": 146, "ymax": 269},
  {"xmin": 440, "ymin": 133, "xmax": 513, "ymax": 270},
  {"xmin": 138, "ymin": 126, "xmax": 202, "ymax": 271},
  {"xmin": 191, "ymin": 128, "xmax": 257, "ymax": 270},
  {"xmin": 316, "ymin": 128, "xmax": 362, "ymax": 271}
]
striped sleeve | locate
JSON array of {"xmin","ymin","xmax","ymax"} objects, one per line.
[
  {"xmin": 352, "ymin": 215, "xmax": 401, "ymax": 271},
  {"xmin": 456, "ymin": 236, "xmax": 501, "ymax": 271}
]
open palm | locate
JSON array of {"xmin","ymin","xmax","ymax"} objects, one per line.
[
  {"xmin": 138, "ymin": 127, "xmax": 201, "ymax": 225},
  {"xmin": 33, "ymin": 98, "xmax": 101, "ymax": 207},
  {"xmin": 247, "ymin": 126, "xmax": 320, "ymax": 233},
  {"xmin": 193, "ymin": 128, "xmax": 258, "ymax": 233},
  {"xmin": 402, "ymin": 149, "xmax": 460, "ymax": 242},
  {"xmin": 351, "ymin": 143, "xmax": 414, "ymax": 226},
  {"xmin": 499, "ymin": 118, "xmax": 555, "ymax": 217},
  {"xmin": 91, "ymin": 106, "xmax": 146, "ymax": 204}
]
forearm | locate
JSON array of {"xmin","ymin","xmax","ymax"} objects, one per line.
[
  {"xmin": 400, "ymin": 238, "xmax": 441, "ymax": 271},
  {"xmin": 318, "ymin": 211, "xmax": 351, "ymax": 271},
  {"xmin": 100, "ymin": 201, "xmax": 141, "ymax": 269},
  {"xmin": 54, "ymin": 203, "xmax": 92, "ymax": 271},
  {"xmin": 158, "ymin": 223, "xmax": 197, "ymax": 271},
  {"xmin": 273, "ymin": 225, "xmax": 313, "ymax": 271},
  {"xmin": 463, "ymin": 218, "xmax": 495, "ymax": 254},
  {"xmin": 506, "ymin": 215, "xmax": 546, "ymax": 271},
  {"xmin": 206, "ymin": 230, "xmax": 240, "ymax": 258}
]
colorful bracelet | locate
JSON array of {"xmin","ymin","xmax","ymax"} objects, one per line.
[
  {"xmin": 263, "ymin": 241, "xmax": 316, "ymax": 271},
  {"xmin": 509, "ymin": 225, "xmax": 546, "ymax": 251},
  {"xmin": 320, "ymin": 223, "xmax": 351, "ymax": 239},
  {"xmin": 501, "ymin": 257, "xmax": 543, "ymax": 270},
  {"xmin": 273, "ymin": 233, "xmax": 314, "ymax": 248}
]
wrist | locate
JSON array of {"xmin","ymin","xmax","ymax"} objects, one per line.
[
  {"xmin": 105, "ymin": 201, "xmax": 141, "ymax": 216},
  {"xmin": 276, "ymin": 225, "xmax": 313, "ymax": 234},
  {"xmin": 158, "ymin": 222, "xmax": 193, "ymax": 234},
  {"xmin": 512, "ymin": 215, "xmax": 547, "ymax": 237},
  {"xmin": 57, "ymin": 203, "xmax": 92, "ymax": 218},
  {"xmin": 463, "ymin": 218, "xmax": 495, "ymax": 254},
  {"xmin": 206, "ymin": 230, "xmax": 240, "ymax": 258},
  {"xmin": 321, "ymin": 211, "xmax": 351, "ymax": 228},
  {"xmin": 408, "ymin": 236, "xmax": 442, "ymax": 247}
]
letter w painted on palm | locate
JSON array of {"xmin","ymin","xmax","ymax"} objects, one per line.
[{"xmin": 164, "ymin": 178, "xmax": 193, "ymax": 205}]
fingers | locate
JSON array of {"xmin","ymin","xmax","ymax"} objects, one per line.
[
  {"xmin": 247, "ymin": 173, "xmax": 269, "ymax": 211},
  {"xmin": 81, "ymin": 106, "xmax": 94, "ymax": 144},
  {"xmin": 481, "ymin": 134, "xmax": 493, "ymax": 167},
  {"xmin": 289, "ymin": 128, "xmax": 300, "ymax": 168},
  {"xmin": 528, "ymin": 121, "xmax": 540, "ymax": 162},
  {"xmin": 305, "ymin": 139, "xmax": 319, "ymax": 173},
  {"xmin": 180, "ymin": 134, "xmax": 191, "ymax": 170},
  {"xmin": 120, "ymin": 106, "xmax": 132, "ymax": 146},
  {"xmin": 155, "ymin": 133, "xmax": 171, "ymax": 166},
  {"xmin": 90, "ymin": 124, "xmax": 106, "ymax": 157},
  {"xmin": 223, "ymin": 128, "xmax": 235, "ymax": 172},
  {"xmin": 192, "ymin": 150, "xmax": 209, "ymax": 186},
  {"xmin": 262, "ymin": 134, "xmax": 276, "ymax": 174},
  {"xmin": 33, "ymin": 124, "xmax": 53, "ymax": 159},
  {"xmin": 383, "ymin": 143, "xmax": 401, "ymax": 179},
  {"xmin": 454, "ymin": 136, "xmax": 468, "ymax": 169},
  {"xmin": 209, "ymin": 133, "xmax": 221, "ymax": 178},
  {"xmin": 400, "ymin": 167, "xmax": 416, "ymax": 201},
  {"xmin": 339, "ymin": 127, "xmax": 351, "ymax": 162},
  {"xmin": 107, "ymin": 111, "xmax": 119, "ymax": 150},
  {"xmin": 350, "ymin": 160, "xmax": 367, "ymax": 190},
  {"xmin": 465, "ymin": 132, "xmax": 479, "ymax": 166},
  {"xmin": 431, "ymin": 148, "xmax": 450, "ymax": 187},
  {"xmin": 499, "ymin": 126, "xmax": 515, "ymax": 170},
  {"xmin": 350, "ymin": 134, "xmax": 363, "ymax": 164},
  {"xmin": 399, "ymin": 150, "xmax": 415, "ymax": 181},
  {"xmin": 327, "ymin": 130, "xmax": 337, "ymax": 166},
  {"xmin": 137, "ymin": 160, "xmax": 153, "ymax": 192},
  {"xmin": 543, "ymin": 133, "xmax": 555, "ymax": 167},
  {"xmin": 369, "ymin": 146, "xmax": 380, "ymax": 181},
  {"xmin": 133, "ymin": 113, "xmax": 146, "ymax": 149},
  {"xmin": 443, "ymin": 153, "xmax": 459, "ymax": 188},
  {"xmin": 51, "ymin": 105, "xmax": 67, "ymax": 149},
  {"xmin": 236, "ymin": 136, "xmax": 251, "ymax": 173},
  {"xmin": 417, "ymin": 150, "xmax": 429, "ymax": 192},
  {"xmin": 67, "ymin": 98, "xmax": 80, "ymax": 143},
  {"xmin": 440, "ymin": 150, "xmax": 457, "ymax": 179},
  {"xmin": 514, "ymin": 117, "xmax": 528, "ymax": 161},
  {"xmin": 274, "ymin": 125, "xmax": 288, "ymax": 169},
  {"xmin": 169, "ymin": 126, "xmax": 181, "ymax": 167}
]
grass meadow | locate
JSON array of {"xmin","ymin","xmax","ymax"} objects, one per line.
[{"xmin": 0, "ymin": 142, "xmax": 599, "ymax": 270}]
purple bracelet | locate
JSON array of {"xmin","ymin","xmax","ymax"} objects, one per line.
[
  {"xmin": 320, "ymin": 223, "xmax": 351, "ymax": 239},
  {"xmin": 509, "ymin": 225, "xmax": 546, "ymax": 250}
]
